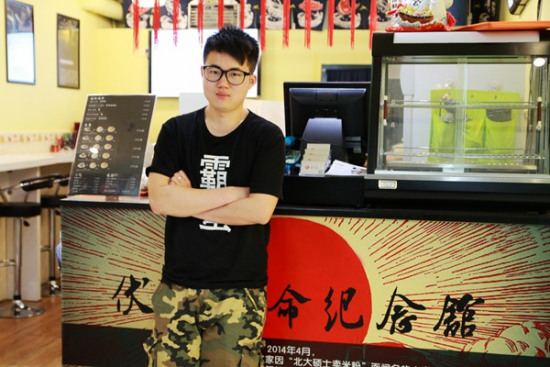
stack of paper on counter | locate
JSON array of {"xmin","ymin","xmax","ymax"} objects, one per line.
[
  {"xmin": 299, "ymin": 143, "xmax": 331, "ymax": 176},
  {"xmin": 325, "ymin": 160, "xmax": 366, "ymax": 176}
]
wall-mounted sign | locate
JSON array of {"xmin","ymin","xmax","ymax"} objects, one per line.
[
  {"xmin": 69, "ymin": 94, "xmax": 156, "ymax": 197},
  {"xmin": 5, "ymin": 0, "xmax": 35, "ymax": 84},
  {"xmin": 57, "ymin": 14, "xmax": 80, "ymax": 89}
]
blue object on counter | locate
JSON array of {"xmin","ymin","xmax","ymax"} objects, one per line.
[{"xmin": 285, "ymin": 149, "xmax": 302, "ymax": 176}]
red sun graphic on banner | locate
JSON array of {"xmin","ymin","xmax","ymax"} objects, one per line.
[{"xmin": 264, "ymin": 217, "xmax": 372, "ymax": 344}]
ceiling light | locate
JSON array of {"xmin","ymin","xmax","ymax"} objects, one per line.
[{"xmin": 533, "ymin": 57, "xmax": 546, "ymax": 67}]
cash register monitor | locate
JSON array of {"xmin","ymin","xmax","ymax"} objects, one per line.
[{"xmin": 283, "ymin": 81, "xmax": 370, "ymax": 166}]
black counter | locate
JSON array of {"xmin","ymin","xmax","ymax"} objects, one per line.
[{"xmin": 61, "ymin": 195, "xmax": 550, "ymax": 225}]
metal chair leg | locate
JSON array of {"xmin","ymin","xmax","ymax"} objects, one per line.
[
  {"xmin": 48, "ymin": 208, "xmax": 60, "ymax": 295},
  {"xmin": 0, "ymin": 218, "xmax": 44, "ymax": 318},
  {"xmin": 0, "ymin": 297, "xmax": 45, "ymax": 318}
]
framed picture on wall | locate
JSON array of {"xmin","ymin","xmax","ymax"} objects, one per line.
[
  {"xmin": 4, "ymin": 0, "xmax": 35, "ymax": 84},
  {"xmin": 57, "ymin": 14, "xmax": 80, "ymax": 89}
]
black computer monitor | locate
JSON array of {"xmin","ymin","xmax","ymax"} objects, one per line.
[{"xmin": 283, "ymin": 81, "xmax": 370, "ymax": 166}]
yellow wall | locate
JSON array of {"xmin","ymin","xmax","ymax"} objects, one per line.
[
  {"xmin": 0, "ymin": 0, "xmax": 548, "ymax": 139},
  {"xmin": 0, "ymin": 0, "xmax": 111, "ymax": 133},
  {"xmin": 91, "ymin": 28, "xmax": 374, "ymax": 142},
  {"xmin": 73, "ymin": 1, "xmax": 550, "ymax": 143}
]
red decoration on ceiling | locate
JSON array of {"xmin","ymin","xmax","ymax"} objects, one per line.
[
  {"xmin": 173, "ymin": 0, "xmax": 180, "ymax": 45},
  {"xmin": 304, "ymin": 0, "xmax": 312, "ymax": 48},
  {"xmin": 369, "ymin": 0, "xmax": 376, "ymax": 49},
  {"xmin": 260, "ymin": 0, "xmax": 266, "ymax": 50},
  {"xmin": 350, "ymin": 0, "xmax": 356, "ymax": 48},
  {"xmin": 283, "ymin": 0, "xmax": 290, "ymax": 47},
  {"xmin": 153, "ymin": 0, "xmax": 160, "ymax": 44},
  {"xmin": 218, "ymin": 0, "xmax": 224, "ymax": 28},
  {"xmin": 327, "ymin": 0, "xmax": 334, "ymax": 46},
  {"xmin": 133, "ymin": 0, "xmax": 140, "ymax": 49},
  {"xmin": 198, "ymin": 0, "xmax": 204, "ymax": 44},
  {"xmin": 240, "ymin": 0, "xmax": 245, "ymax": 29},
  {"xmin": 129, "ymin": 0, "xmax": 382, "ymax": 51}
]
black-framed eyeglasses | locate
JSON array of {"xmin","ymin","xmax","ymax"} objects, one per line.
[{"xmin": 202, "ymin": 65, "xmax": 251, "ymax": 86}]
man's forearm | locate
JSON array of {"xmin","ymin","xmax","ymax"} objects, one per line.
[
  {"xmin": 194, "ymin": 193, "xmax": 278, "ymax": 225},
  {"xmin": 149, "ymin": 183, "xmax": 249, "ymax": 217}
]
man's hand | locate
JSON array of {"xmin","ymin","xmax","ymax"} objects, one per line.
[
  {"xmin": 169, "ymin": 170, "xmax": 191, "ymax": 187},
  {"xmin": 148, "ymin": 171, "xmax": 249, "ymax": 218}
]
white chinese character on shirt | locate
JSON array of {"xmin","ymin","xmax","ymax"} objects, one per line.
[
  {"xmin": 200, "ymin": 155, "xmax": 230, "ymax": 189},
  {"xmin": 199, "ymin": 154, "xmax": 231, "ymax": 232}
]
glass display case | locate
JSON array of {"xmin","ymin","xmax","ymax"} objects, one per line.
[{"xmin": 366, "ymin": 30, "xmax": 550, "ymax": 207}]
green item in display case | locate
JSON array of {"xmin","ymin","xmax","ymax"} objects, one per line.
[
  {"xmin": 483, "ymin": 90, "xmax": 521, "ymax": 163},
  {"xmin": 429, "ymin": 89, "xmax": 519, "ymax": 164}
]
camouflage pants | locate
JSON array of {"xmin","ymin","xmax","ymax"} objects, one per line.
[{"xmin": 143, "ymin": 283, "xmax": 267, "ymax": 367}]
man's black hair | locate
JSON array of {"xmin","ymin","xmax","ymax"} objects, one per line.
[{"xmin": 203, "ymin": 25, "xmax": 259, "ymax": 73}]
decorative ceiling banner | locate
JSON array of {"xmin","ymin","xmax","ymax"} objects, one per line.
[
  {"xmin": 238, "ymin": 0, "xmax": 260, "ymax": 28},
  {"xmin": 326, "ymin": 0, "xmax": 382, "ymax": 47},
  {"xmin": 264, "ymin": 0, "xmax": 285, "ymax": 29},
  {"xmin": 123, "ymin": 0, "xmax": 382, "ymax": 49},
  {"xmin": 333, "ymin": 0, "xmax": 370, "ymax": 48},
  {"xmin": 332, "ymin": 0, "xmax": 369, "ymax": 30},
  {"xmin": 124, "ymin": 0, "xmax": 189, "ymax": 29},
  {"xmin": 123, "ymin": 0, "xmax": 189, "ymax": 48},
  {"xmin": 293, "ymin": 0, "xmax": 326, "ymax": 31}
]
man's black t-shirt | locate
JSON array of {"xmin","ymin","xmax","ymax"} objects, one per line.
[{"xmin": 148, "ymin": 108, "xmax": 285, "ymax": 289}]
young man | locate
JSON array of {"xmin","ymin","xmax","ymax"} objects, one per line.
[{"xmin": 144, "ymin": 26, "xmax": 285, "ymax": 367}]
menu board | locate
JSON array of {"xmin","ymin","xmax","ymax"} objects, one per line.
[{"xmin": 69, "ymin": 94, "xmax": 156, "ymax": 197}]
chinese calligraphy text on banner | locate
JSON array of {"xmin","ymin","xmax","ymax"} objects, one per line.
[{"xmin": 61, "ymin": 206, "xmax": 550, "ymax": 366}]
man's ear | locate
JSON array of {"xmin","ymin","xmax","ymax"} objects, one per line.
[{"xmin": 249, "ymin": 74, "xmax": 257, "ymax": 89}]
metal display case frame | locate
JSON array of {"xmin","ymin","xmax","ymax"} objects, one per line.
[{"xmin": 366, "ymin": 30, "xmax": 550, "ymax": 210}]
